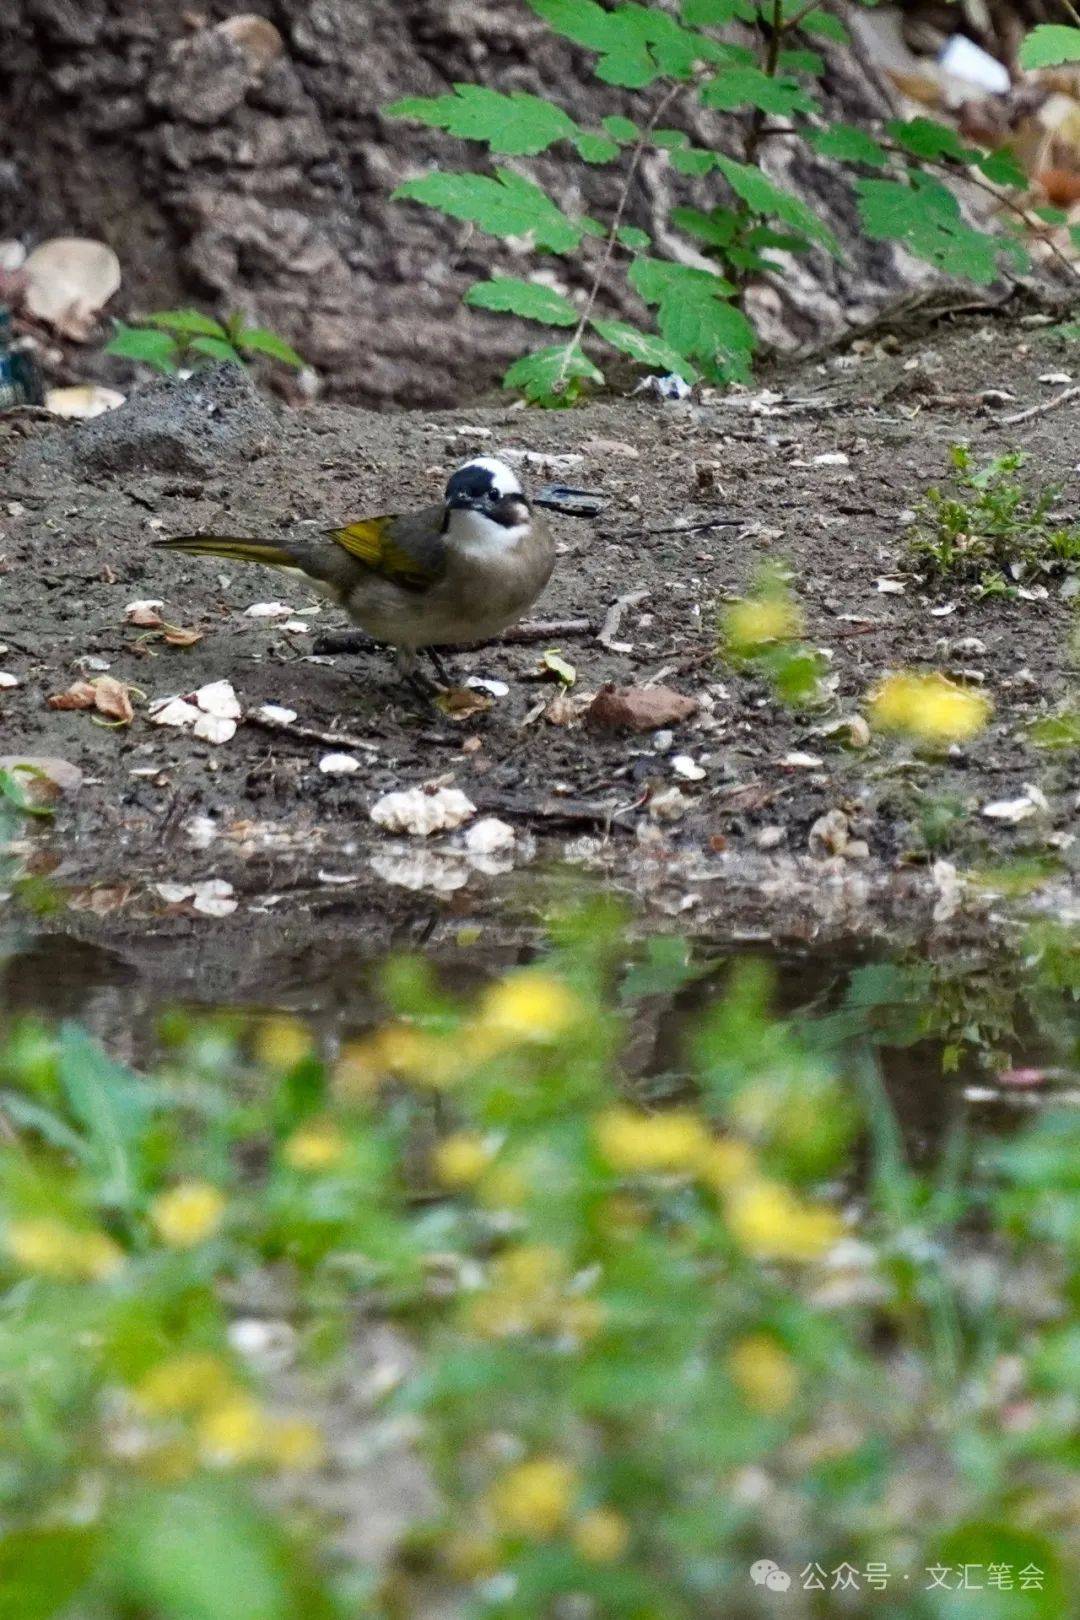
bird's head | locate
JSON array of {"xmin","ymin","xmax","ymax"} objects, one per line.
[{"xmin": 444, "ymin": 457, "xmax": 531, "ymax": 546}]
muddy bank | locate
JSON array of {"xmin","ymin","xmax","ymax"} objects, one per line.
[{"xmin": 2, "ymin": 315, "xmax": 1080, "ymax": 980}]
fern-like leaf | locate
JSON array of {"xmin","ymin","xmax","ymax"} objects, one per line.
[
  {"xmin": 465, "ymin": 278, "xmax": 578, "ymax": 325},
  {"xmin": 386, "ymin": 86, "xmax": 579, "ymax": 156},
  {"xmin": 392, "ymin": 169, "xmax": 590, "ymax": 253}
]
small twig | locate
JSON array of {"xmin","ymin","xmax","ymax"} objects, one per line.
[
  {"xmin": 1000, "ymin": 384, "xmax": 1080, "ymax": 425},
  {"xmin": 598, "ymin": 588, "xmax": 649, "ymax": 648},
  {"xmin": 619, "ymin": 516, "xmax": 743, "ymax": 540},
  {"xmin": 244, "ymin": 713, "xmax": 380, "ymax": 753},
  {"xmin": 492, "ymin": 618, "xmax": 598, "ymax": 645}
]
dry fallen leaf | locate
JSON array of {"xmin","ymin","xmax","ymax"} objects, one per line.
[
  {"xmin": 544, "ymin": 692, "xmax": 578, "ymax": 727},
  {"xmin": 162, "ymin": 625, "xmax": 204, "ymax": 647},
  {"xmin": 585, "ymin": 683, "xmax": 698, "ymax": 733},
  {"xmin": 48, "ymin": 682, "xmax": 98, "ymax": 711},
  {"xmin": 126, "ymin": 604, "xmax": 165, "ymax": 629},
  {"xmin": 92, "ymin": 676, "xmax": 135, "ymax": 724},
  {"xmin": 436, "ymin": 686, "xmax": 493, "ymax": 720}
]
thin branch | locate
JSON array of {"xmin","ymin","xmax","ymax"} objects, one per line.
[{"xmin": 745, "ymin": 0, "xmax": 785, "ymax": 167}]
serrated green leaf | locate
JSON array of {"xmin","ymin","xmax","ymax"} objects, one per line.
[
  {"xmin": 855, "ymin": 174, "xmax": 1030, "ymax": 283},
  {"xmin": 603, "ymin": 115, "xmax": 639, "ymax": 143},
  {"xmin": 617, "ymin": 224, "xmax": 652, "ymax": 250},
  {"xmin": 715, "ymin": 154, "xmax": 839, "ymax": 253},
  {"xmin": 669, "ymin": 146, "xmax": 717, "ymax": 175},
  {"xmin": 778, "ymin": 47, "xmax": 825, "ymax": 74},
  {"xmin": 701, "ymin": 66, "xmax": 817, "ymax": 115},
  {"xmin": 592, "ymin": 318, "xmax": 700, "ymax": 380},
  {"xmin": 798, "ymin": 8, "xmax": 849, "ymax": 41},
  {"xmin": 145, "ymin": 308, "xmax": 229, "ymax": 338},
  {"xmin": 672, "ymin": 205, "xmax": 739, "ymax": 248},
  {"xmin": 885, "ymin": 116, "xmax": 972, "ymax": 164},
  {"xmin": 807, "ymin": 123, "xmax": 887, "ymax": 166},
  {"xmin": 1019, "ymin": 23, "xmax": 1080, "ymax": 69},
  {"xmin": 653, "ymin": 127, "xmax": 689, "ymax": 149},
  {"xmin": 573, "ymin": 130, "xmax": 621, "ymax": 163},
  {"xmin": 190, "ymin": 335, "xmax": 243, "ymax": 364},
  {"xmin": 529, "ymin": 0, "xmax": 720, "ymax": 87},
  {"xmin": 235, "ymin": 327, "xmax": 304, "ymax": 367},
  {"xmin": 465, "ymin": 277, "xmax": 578, "ymax": 326},
  {"xmin": 392, "ymin": 169, "xmax": 589, "ymax": 253},
  {"xmin": 630, "ymin": 256, "xmax": 737, "ymax": 303},
  {"xmin": 503, "ymin": 343, "xmax": 604, "ymax": 406},
  {"xmin": 683, "ymin": 0, "xmax": 757, "ymax": 19},
  {"xmin": 385, "ymin": 85, "xmax": 578, "ymax": 155},
  {"xmin": 976, "ymin": 146, "xmax": 1027, "ymax": 189},
  {"xmin": 104, "ymin": 325, "xmax": 179, "ymax": 372},
  {"xmin": 627, "ymin": 256, "xmax": 752, "ymax": 380}
]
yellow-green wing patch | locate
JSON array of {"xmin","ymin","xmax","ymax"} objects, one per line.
[{"xmin": 328, "ymin": 517, "xmax": 441, "ymax": 591}]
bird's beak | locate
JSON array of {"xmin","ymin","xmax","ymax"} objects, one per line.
[{"xmin": 446, "ymin": 491, "xmax": 476, "ymax": 510}]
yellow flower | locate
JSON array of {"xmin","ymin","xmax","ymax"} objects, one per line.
[
  {"xmin": 595, "ymin": 1107, "xmax": 710, "ymax": 1174},
  {"xmin": 477, "ymin": 1160, "xmax": 530, "ymax": 1210},
  {"xmin": 134, "ymin": 1352, "xmax": 233, "ymax": 1416},
  {"xmin": 4, "ymin": 1217, "xmax": 122, "ymax": 1281},
  {"xmin": 150, "ymin": 1181, "xmax": 226, "ymax": 1248},
  {"xmin": 572, "ymin": 1507, "xmax": 630, "ymax": 1563},
  {"xmin": 869, "ymin": 671, "xmax": 990, "ymax": 744},
  {"xmin": 477, "ymin": 971, "xmax": 581, "ymax": 1044},
  {"xmin": 488, "ymin": 1457, "xmax": 578, "ymax": 1538},
  {"xmin": 443, "ymin": 1532, "xmax": 502, "ymax": 1580},
  {"xmin": 493, "ymin": 1243, "xmax": 564, "ymax": 1294},
  {"xmin": 196, "ymin": 1394, "xmax": 266, "ymax": 1466},
  {"xmin": 331, "ymin": 1039, "xmax": 382, "ymax": 1102},
  {"xmin": 283, "ymin": 1118, "xmax": 347, "ymax": 1172},
  {"xmin": 375, "ymin": 1024, "xmax": 464, "ymax": 1088},
  {"xmin": 433, "ymin": 1132, "xmax": 491, "ymax": 1189},
  {"xmin": 725, "ymin": 594, "xmax": 800, "ymax": 653},
  {"xmin": 262, "ymin": 1416, "xmax": 325, "ymax": 1471},
  {"xmin": 254, "ymin": 1014, "xmax": 313, "ymax": 1071},
  {"xmin": 728, "ymin": 1334, "xmax": 799, "ymax": 1413},
  {"xmin": 725, "ymin": 1179, "xmax": 843, "ymax": 1262},
  {"xmin": 696, "ymin": 1136, "xmax": 757, "ymax": 1194}
]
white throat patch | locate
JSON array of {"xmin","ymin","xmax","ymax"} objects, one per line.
[{"xmin": 447, "ymin": 505, "xmax": 530, "ymax": 557}]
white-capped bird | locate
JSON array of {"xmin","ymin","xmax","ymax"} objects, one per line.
[{"xmin": 155, "ymin": 457, "xmax": 555, "ymax": 692}]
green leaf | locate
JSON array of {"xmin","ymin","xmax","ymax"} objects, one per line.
[
  {"xmin": 104, "ymin": 324, "xmax": 178, "ymax": 372},
  {"xmin": 0, "ymin": 1526, "xmax": 99, "ymax": 1620},
  {"xmin": 58, "ymin": 1024, "xmax": 149, "ymax": 1210},
  {"xmin": 652, "ymin": 127, "xmax": 689, "ymax": 150},
  {"xmin": 671, "ymin": 205, "xmax": 739, "ymax": 248},
  {"xmin": 591, "ymin": 318, "xmax": 700, "ymax": 380},
  {"xmin": 1035, "ymin": 205, "xmax": 1068, "ymax": 225},
  {"xmin": 235, "ymin": 326, "xmax": 305, "ymax": 367},
  {"xmin": 145, "ymin": 308, "xmax": 229, "ymax": 338},
  {"xmin": 778, "ymin": 47, "xmax": 825, "ymax": 74},
  {"xmin": 807, "ymin": 123, "xmax": 887, "ymax": 165},
  {"xmin": 856, "ymin": 173, "xmax": 1030, "ymax": 283},
  {"xmin": 977, "ymin": 146, "xmax": 1027, "ymax": 189},
  {"xmin": 603, "ymin": 114, "xmax": 639, "ymax": 143},
  {"xmin": 528, "ymin": 0, "xmax": 720, "ymax": 87},
  {"xmin": 797, "ymin": 8, "xmax": 850, "ymax": 41},
  {"xmin": 682, "ymin": 0, "xmax": 757, "ymax": 22},
  {"xmin": 189, "ymin": 335, "xmax": 243, "ymax": 364},
  {"xmin": 465, "ymin": 277, "xmax": 578, "ymax": 326},
  {"xmin": 0, "ymin": 765, "xmax": 53, "ymax": 818},
  {"xmin": 714, "ymin": 154, "xmax": 840, "ymax": 253},
  {"xmin": 1019, "ymin": 23, "xmax": 1080, "ymax": 69},
  {"xmin": 628, "ymin": 257, "xmax": 752, "ymax": 380},
  {"xmin": 632, "ymin": 254, "xmax": 736, "ymax": 301},
  {"xmin": 392, "ymin": 169, "xmax": 589, "ymax": 253},
  {"xmin": 886, "ymin": 116, "xmax": 971, "ymax": 164},
  {"xmin": 669, "ymin": 146, "xmax": 718, "ymax": 175},
  {"xmin": 701, "ymin": 66, "xmax": 817, "ymax": 115},
  {"xmin": 573, "ymin": 130, "xmax": 621, "ymax": 163},
  {"xmin": 503, "ymin": 343, "xmax": 604, "ymax": 406},
  {"xmin": 385, "ymin": 85, "xmax": 579, "ymax": 156},
  {"xmin": 617, "ymin": 224, "xmax": 651, "ymax": 250}
]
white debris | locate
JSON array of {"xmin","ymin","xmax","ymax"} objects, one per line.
[
  {"xmin": 194, "ymin": 680, "xmax": 241, "ymax": 720},
  {"xmin": 929, "ymin": 604, "xmax": 957, "ymax": 617},
  {"xmin": 125, "ymin": 598, "xmax": 164, "ymax": 619},
  {"xmin": 244, "ymin": 602, "xmax": 294, "ymax": 618},
  {"xmin": 631, "ymin": 372, "xmax": 692, "ymax": 402},
  {"xmin": 0, "ymin": 672, "xmax": 19, "ymax": 689},
  {"xmin": 780, "ymin": 751, "xmax": 824, "ymax": 769},
  {"xmin": 45, "ymin": 384, "xmax": 125, "ymax": 419},
  {"xmin": 1038, "ymin": 372, "xmax": 1072, "ymax": 386},
  {"xmin": 255, "ymin": 704, "xmax": 297, "ymax": 725},
  {"xmin": 282, "ymin": 620, "xmax": 310, "ymax": 634},
  {"xmin": 809, "ymin": 808, "xmax": 850, "ymax": 858},
  {"xmin": 497, "ymin": 448, "xmax": 585, "ymax": 470},
  {"xmin": 756, "ymin": 825, "xmax": 786, "ymax": 850},
  {"xmin": 875, "ymin": 578, "xmax": 906, "ymax": 594},
  {"xmin": 22, "ymin": 237, "xmax": 121, "ymax": 339},
  {"xmin": 149, "ymin": 697, "xmax": 202, "ymax": 728},
  {"xmin": 466, "ymin": 676, "xmax": 510, "ymax": 699},
  {"xmin": 185, "ymin": 815, "xmax": 218, "ymax": 849},
  {"xmin": 153, "ymin": 883, "xmax": 194, "ymax": 904},
  {"xmin": 671, "ymin": 754, "xmax": 706, "ymax": 781},
  {"xmin": 370, "ymin": 785, "xmax": 476, "ymax": 836},
  {"xmin": 982, "ymin": 795, "xmax": 1038, "ymax": 823},
  {"xmin": 319, "ymin": 753, "xmax": 362, "ymax": 775},
  {"xmin": 191, "ymin": 879, "xmax": 237, "ymax": 917},
  {"xmin": 938, "ymin": 34, "xmax": 1009, "ymax": 94},
  {"xmin": 648, "ymin": 786, "xmax": 690, "ymax": 821},
  {"xmin": 464, "ymin": 816, "xmax": 516, "ymax": 855},
  {"xmin": 192, "ymin": 713, "xmax": 237, "ymax": 745},
  {"xmin": 931, "ymin": 860, "xmax": 961, "ymax": 924},
  {"xmin": 227, "ymin": 1318, "xmax": 296, "ymax": 1372},
  {"xmin": 813, "ymin": 451, "xmax": 849, "ymax": 466},
  {"xmin": 369, "ymin": 850, "xmax": 471, "ymax": 893}
]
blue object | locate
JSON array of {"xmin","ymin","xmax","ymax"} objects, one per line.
[{"xmin": 0, "ymin": 306, "xmax": 44, "ymax": 409}]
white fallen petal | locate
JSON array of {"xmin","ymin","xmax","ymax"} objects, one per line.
[
  {"xmin": 282, "ymin": 620, "xmax": 310, "ymax": 634},
  {"xmin": 370, "ymin": 785, "xmax": 476, "ymax": 836},
  {"xmin": 1023, "ymin": 782, "xmax": 1051, "ymax": 814},
  {"xmin": 875, "ymin": 578, "xmax": 905, "ymax": 594},
  {"xmin": 191, "ymin": 879, "xmax": 237, "ymax": 917},
  {"xmin": 244, "ymin": 601, "xmax": 294, "ymax": 618},
  {"xmin": 0, "ymin": 672, "xmax": 19, "ymax": 688},
  {"xmin": 193, "ymin": 680, "xmax": 241, "ymax": 720},
  {"xmin": 781, "ymin": 751, "xmax": 824, "ymax": 769},
  {"xmin": 982, "ymin": 797, "xmax": 1037, "ymax": 822},
  {"xmin": 929, "ymin": 604, "xmax": 957, "ymax": 617},
  {"xmin": 192, "ymin": 713, "xmax": 237, "ymax": 744},
  {"xmin": 319, "ymin": 753, "xmax": 362, "ymax": 775},
  {"xmin": 369, "ymin": 850, "xmax": 471, "ymax": 892},
  {"xmin": 466, "ymin": 676, "xmax": 510, "ymax": 698},
  {"xmin": 153, "ymin": 882, "xmax": 195, "ymax": 903},
  {"xmin": 149, "ymin": 697, "xmax": 202, "ymax": 727},
  {"xmin": 255, "ymin": 704, "xmax": 297, "ymax": 724},
  {"xmin": 125, "ymin": 599, "xmax": 164, "ymax": 617},
  {"xmin": 813, "ymin": 451, "xmax": 849, "ymax": 466},
  {"xmin": 464, "ymin": 816, "xmax": 516, "ymax": 855},
  {"xmin": 671, "ymin": 754, "xmax": 706, "ymax": 781}
]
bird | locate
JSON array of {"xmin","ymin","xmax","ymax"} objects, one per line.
[{"xmin": 154, "ymin": 456, "xmax": 556, "ymax": 694}]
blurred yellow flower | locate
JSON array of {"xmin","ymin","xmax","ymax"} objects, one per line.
[
  {"xmin": 725, "ymin": 1179, "xmax": 843, "ymax": 1261},
  {"xmin": 494, "ymin": 1243, "xmax": 564, "ymax": 1294},
  {"xmin": 572, "ymin": 1507, "xmax": 630, "ymax": 1563},
  {"xmin": 376, "ymin": 1023, "xmax": 464, "ymax": 1087},
  {"xmin": 595, "ymin": 1107, "xmax": 710, "ymax": 1174},
  {"xmin": 331, "ymin": 1039, "xmax": 382, "ymax": 1101},
  {"xmin": 150, "ymin": 1181, "xmax": 226, "ymax": 1248},
  {"xmin": 478, "ymin": 971, "xmax": 582, "ymax": 1044},
  {"xmin": 728, "ymin": 1334, "xmax": 799, "ymax": 1413},
  {"xmin": 196, "ymin": 1394, "xmax": 265, "ymax": 1466},
  {"xmin": 443, "ymin": 1532, "xmax": 502, "ymax": 1580},
  {"xmin": 134, "ymin": 1351, "xmax": 233, "ymax": 1416},
  {"xmin": 725, "ymin": 594, "xmax": 800, "ymax": 653},
  {"xmin": 283, "ymin": 1118, "xmax": 347, "ymax": 1172},
  {"xmin": 4, "ymin": 1216, "xmax": 122, "ymax": 1281},
  {"xmin": 140, "ymin": 1436, "xmax": 199, "ymax": 1485},
  {"xmin": 433, "ymin": 1131, "xmax": 491, "ymax": 1189},
  {"xmin": 263, "ymin": 1416, "xmax": 325, "ymax": 1471},
  {"xmin": 477, "ymin": 1160, "xmax": 530, "ymax": 1210},
  {"xmin": 696, "ymin": 1136, "xmax": 757, "ymax": 1194},
  {"xmin": 488, "ymin": 1456, "xmax": 578, "ymax": 1538},
  {"xmin": 869, "ymin": 671, "xmax": 990, "ymax": 744},
  {"xmin": 254, "ymin": 1014, "xmax": 313, "ymax": 1071}
]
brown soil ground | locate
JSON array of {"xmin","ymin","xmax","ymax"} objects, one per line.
[{"xmin": 3, "ymin": 313, "xmax": 1080, "ymax": 1002}]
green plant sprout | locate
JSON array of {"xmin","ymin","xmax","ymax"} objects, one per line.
[{"xmin": 105, "ymin": 309, "xmax": 304, "ymax": 375}]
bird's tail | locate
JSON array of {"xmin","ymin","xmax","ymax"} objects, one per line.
[{"xmin": 154, "ymin": 534, "xmax": 298, "ymax": 569}]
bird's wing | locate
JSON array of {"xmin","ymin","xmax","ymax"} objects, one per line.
[{"xmin": 326, "ymin": 507, "xmax": 447, "ymax": 593}]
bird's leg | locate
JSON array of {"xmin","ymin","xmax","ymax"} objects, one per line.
[
  {"xmin": 424, "ymin": 646, "xmax": 454, "ymax": 687},
  {"xmin": 397, "ymin": 648, "xmax": 442, "ymax": 706}
]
